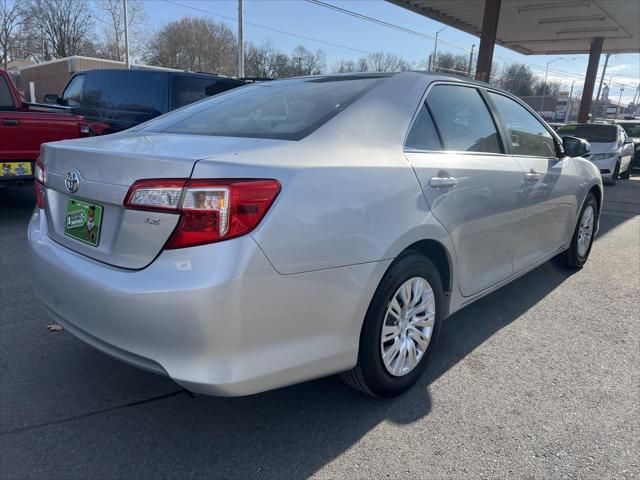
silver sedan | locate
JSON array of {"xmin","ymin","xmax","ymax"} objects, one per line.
[{"xmin": 29, "ymin": 72, "xmax": 602, "ymax": 397}]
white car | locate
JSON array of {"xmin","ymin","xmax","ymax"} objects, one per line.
[{"xmin": 557, "ymin": 123, "xmax": 634, "ymax": 184}]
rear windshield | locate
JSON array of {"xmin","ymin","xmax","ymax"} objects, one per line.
[
  {"xmin": 141, "ymin": 76, "xmax": 385, "ymax": 140},
  {"xmin": 170, "ymin": 75, "xmax": 241, "ymax": 109},
  {"xmin": 557, "ymin": 124, "xmax": 617, "ymax": 143},
  {"xmin": 620, "ymin": 123, "xmax": 640, "ymax": 137}
]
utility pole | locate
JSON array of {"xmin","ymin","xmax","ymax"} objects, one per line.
[
  {"xmin": 565, "ymin": 80, "xmax": 575, "ymax": 123},
  {"xmin": 593, "ymin": 52, "xmax": 610, "ymax": 118},
  {"xmin": 237, "ymin": 0, "xmax": 244, "ymax": 78},
  {"xmin": 123, "ymin": 0, "xmax": 130, "ymax": 68},
  {"xmin": 467, "ymin": 45, "xmax": 475, "ymax": 78},
  {"xmin": 615, "ymin": 85, "xmax": 624, "ymax": 120},
  {"xmin": 432, "ymin": 26, "xmax": 447, "ymax": 72}
]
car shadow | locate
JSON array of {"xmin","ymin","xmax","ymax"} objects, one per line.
[{"xmin": 68, "ymin": 258, "xmax": 575, "ymax": 478}]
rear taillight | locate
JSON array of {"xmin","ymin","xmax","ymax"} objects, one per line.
[
  {"xmin": 124, "ymin": 179, "xmax": 281, "ymax": 249},
  {"xmin": 34, "ymin": 157, "xmax": 45, "ymax": 209}
]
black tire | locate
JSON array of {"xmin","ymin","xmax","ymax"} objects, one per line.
[
  {"xmin": 607, "ymin": 160, "xmax": 620, "ymax": 185},
  {"xmin": 558, "ymin": 193, "xmax": 598, "ymax": 269},
  {"xmin": 620, "ymin": 160, "xmax": 631, "ymax": 179},
  {"xmin": 340, "ymin": 252, "xmax": 444, "ymax": 398}
]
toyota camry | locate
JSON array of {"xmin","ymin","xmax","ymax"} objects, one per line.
[{"xmin": 29, "ymin": 72, "xmax": 602, "ymax": 397}]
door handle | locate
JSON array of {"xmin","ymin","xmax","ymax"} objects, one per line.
[
  {"xmin": 524, "ymin": 172, "xmax": 540, "ymax": 183},
  {"xmin": 429, "ymin": 176, "xmax": 458, "ymax": 189},
  {"xmin": 2, "ymin": 119, "xmax": 20, "ymax": 126}
]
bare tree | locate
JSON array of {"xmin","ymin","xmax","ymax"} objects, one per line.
[
  {"xmin": 144, "ymin": 17, "xmax": 236, "ymax": 75},
  {"xmin": 95, "ymin": 0, "xmax": 146, "ymax": 61},
  {"xmin": 497, "ymin": 63, "xmax": 537, "ymax": 96},
  {"xmin": 22, "ymin": 0, "xmax": 94, "ymax": 60},
  {"xmin": 0, "ymin": 0, "xmax": 21, "ymax": 69},
  {"xmin": 433, "ymin": 52, "xmax": 468, "ymax": 75},
  {"xmin": 332, "ymin": 52, "xmax": 411, "ymax": 74},
  {"xmin": 290, "ymin": 46, "xmax": 325, "ymax": 76}
]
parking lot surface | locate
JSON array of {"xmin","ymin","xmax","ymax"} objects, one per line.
[{"xmin": 1, "ymin": 176, "xmax": 638, "ymax": 479}]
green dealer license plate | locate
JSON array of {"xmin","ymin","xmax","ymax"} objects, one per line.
[{"xmin": 64, "ymin": 198, "xmax": 103, "ymax": 247}]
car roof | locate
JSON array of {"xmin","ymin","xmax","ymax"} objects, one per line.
[{"xmin": 80, "ymin": 69, "xmax": 241, "ymax": 81}]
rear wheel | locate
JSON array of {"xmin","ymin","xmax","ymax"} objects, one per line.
[
  {"xmin": 340, "ymin": 253, "xmax": 444, "ymax": 397},
  {"xmin": 558, "ymin": 193, "xmax": 597, "ymax": 269}
]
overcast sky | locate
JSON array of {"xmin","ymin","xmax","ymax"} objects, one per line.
[{"xmin": 143, "ymin": 0, "xmax": 640, "ymax": 103}]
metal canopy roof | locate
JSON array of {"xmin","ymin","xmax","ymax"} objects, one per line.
[{"xmin": 388, "ymin": 0, "xmax": 640, "ymax": 54}]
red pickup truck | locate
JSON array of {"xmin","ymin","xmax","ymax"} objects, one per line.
[{"xmin": 0, "ymin": 69, "xmax": 90, "ymax": 186}]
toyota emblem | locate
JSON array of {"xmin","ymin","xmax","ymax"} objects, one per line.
[{"xmin": 65, "ymin": 170, "xmax": 80, "ymax": 193}]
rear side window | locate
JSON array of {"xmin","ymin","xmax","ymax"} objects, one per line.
[
  {"xmin": 61, "ymin": 74, "xmax": 84, "ymax": 107},
  {"xmin": 83, "ymin": 71, "xmax": 167, "ymax": 114},
  {"xmin": 143, "ymin": 76, "xmax": 384, "ymax": 141},
  {"xmin": 405, "ymin": 103, "xmax": 442, "ymax": 151},
  {"xmin": 170, "ymin": 76, "xmax": 240, "ymax": 109},
  {"xmin": 427, "ymin": 85, "xmax": 501, "ymax": 153},
  {"xmin": 0, "ymin": 76, "xmax": 14, "ymax": 109},
  {"xmin": 488, "ymin": 92, "xmax": 556, "ymax": 157}
]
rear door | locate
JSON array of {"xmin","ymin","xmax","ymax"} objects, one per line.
[
  {"xmin": 405, "ymin": 83, "xmax": 526, "ymax": 297},
  {"xmin": 486, "ymin": 91, "xmax": 580, "ymax": 270}
]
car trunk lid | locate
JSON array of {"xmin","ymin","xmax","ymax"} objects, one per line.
[{"xmin": 40, "ymin": 132, "xmax": 263, "ymax": 269}]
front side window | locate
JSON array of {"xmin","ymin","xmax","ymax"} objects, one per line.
[
  {"xmin": 61, "ymin": 74, "xmax": 84, "ymax": 107},
  {"xmin": 488, "ymin": 92, "xmax": 556, "ymax": 157},
  {"xmin": 142, "ymin": 75, "xmax": 385, "ymax": 141},
  {"xmin": 426, "ymin": 85, "xmax": 501, "ymax": 153},
  {"xmin": 0, "ymin": 77, "xmax": 14, "ymax": 110},
  {"xmin": 405, "ymin": 103, "xmax": 442, "ymax": 151}
]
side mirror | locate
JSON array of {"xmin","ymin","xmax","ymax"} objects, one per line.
[
  {"xmin": 43, "ymin": 94, "xmax": 59, "ymax": 104},
  {"xmin": 563, "ymin": 136, "xmax": 590, "ymax": 157}
]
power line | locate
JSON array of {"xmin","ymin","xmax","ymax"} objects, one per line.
[
  {"xmin": 305, "ymin": 0, "xmax": 636, "ymax": 89},
  {"xmin": 162, "ymin": 0, "xmax": 373, "ymax": 55},
  {"xmin": 305, "ymin": 0, "xmax": 472, "ymax": 51}
]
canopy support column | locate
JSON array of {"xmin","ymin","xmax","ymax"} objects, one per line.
[
  {"xmin": 577, "ymin": 37, "xmax": 604, "ymax": 123},
  {"xmin": 475, "ymin": 0, "xmax": 501, "ymax": 83}
]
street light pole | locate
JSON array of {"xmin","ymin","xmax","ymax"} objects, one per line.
[
  {"xmin": 468, "ymin": 44, "xmax": 475, "ymax": 78},
  {"xmin": 123, "ymin": 0, "xmax": 130, "ymax": 68},
  {"xmin": 237, "ymin": 0, "xmax": 244, "ymax": 78},
  {"xmin": 432, "ymin": 26, "xmax": 447, "ymax": 72},
  {"xmin": 542, "ymin": 57, "xmax": 563, "ymax": 99}
]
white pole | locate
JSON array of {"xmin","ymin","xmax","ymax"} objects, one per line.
[
  {"xmin": 432, "ymin": 26, "xmax": 446, "ymax": 72},
  {"xmin": 123, "ymin": 0, "xmax": 130, "ymax": 68},
  {"xmin": 468, "ymin": 45, "xmax": 475, "ymax": 78},
  {"xmin": 237, "ymin": 0, "xmax": 244, "ymax": 78},
  {"xmin": 565, "ymin": 80, "xmax": 575, "ymax": 123}
]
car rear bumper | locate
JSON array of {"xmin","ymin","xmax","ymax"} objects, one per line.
[{"xmin": 28, "ymin": 208, "xmax": 385, "ymax": 396}]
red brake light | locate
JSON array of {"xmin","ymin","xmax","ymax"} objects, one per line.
[
  {"xmin": 34, "ymin": 157, "xmax": 45, "ymax": 209},
  {"xmin": 124, "ymin": 179, "xmax": 281, "ymax": 249}
]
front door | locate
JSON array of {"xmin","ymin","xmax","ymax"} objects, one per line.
[
  {"xmin": 486, "ymin": 92, "xmax": 580, "ymax": 270},
  {"xmin": 405, "ymin": 84, "xmax": 526, "ymax": 297}
]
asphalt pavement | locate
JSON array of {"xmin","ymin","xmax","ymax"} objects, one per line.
[{"xmin": 1, "ymin": 175, "xmax": 638, "ymax": 479}]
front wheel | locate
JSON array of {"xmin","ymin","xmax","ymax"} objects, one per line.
[
  {"xmin": 340, "ymin": 253, "xmax": 444, "ymax": 397},
  {"xmin": 619, "ymin": 159, "xmax": 631, "ymax": 179},
  {"xmin": 558, "ymin": 193, "xmax": 598, "ymax": 269}
]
